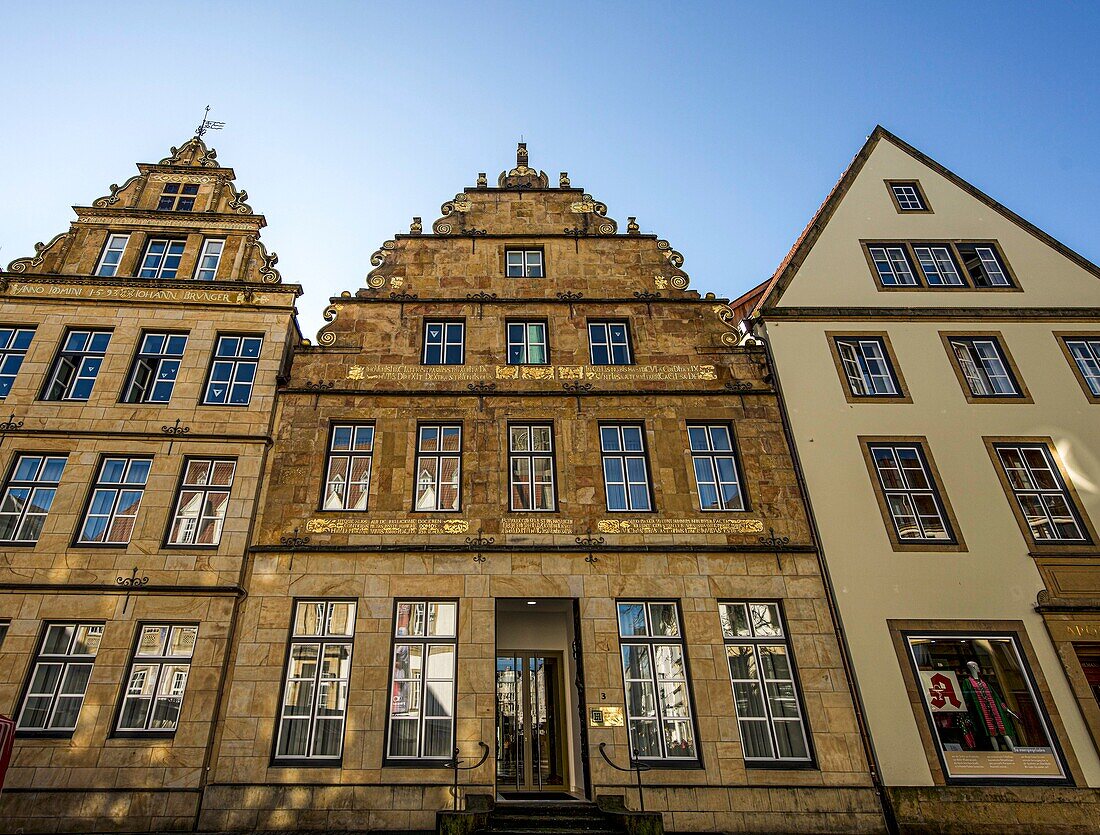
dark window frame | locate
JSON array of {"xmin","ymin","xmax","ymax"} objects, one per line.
[
  {"xmin": 137, "ymin": 237, "xmax": 187, "ymax": 279},
  {"xmin": 504, "ymin": 247, "xmax": 545, "ymax": 278},
  {"xmin": 860, "ymin": 240, "xmax": 1020, "ymax": 291},
  {"xmin": 74, "ymin": 454, "xmax": 153, "ymax": 548},
  {"xmin": 987, "ymin": 439, "xmax": 1095, "ymax": 550},
  {"xmin": 686, "ymin": 422, "xmax": 749, "ymax": 512},
  {"xmin": 0, "ymin": 452, "xmax": 68, "ymax": 546},
  {"xmin": 0, "ymin": 325, "xmax": 35, "ymax": 399},
  {"xmin": 860, "ymin": 437, "xmax": 965, "ymax": 552},
  {"xmin": 599, "ymin": 422, "xmax": 655, "ymax": 513},
  {"xmin": 156, "ymin": 181, "xmax": 199, "ymax": 212},
  {"xmin": 941, "ymin": 333, "xmax": 1030, "ymax": 403},
  {"xmin": 885, "ymin": 179, "xmax": 932, "ymax": 213},
  {"xmin": 505, "ymin": 319, "xmax": 550, "ymax": 366}
]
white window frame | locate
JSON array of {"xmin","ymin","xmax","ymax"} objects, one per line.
[
  {"xmin": 78, "ymin": 456, "xmax": 152, "ymax": 545},
  {"xmin": 588, "ymin": 321, "xmax": 633, "ymax": 365},
  {"xmin": 949, "ymin": 337, "xmax": 1020, "ymax": 397},
  {"xmin": 138, "ymin": 239, "xmax": 186, "ymax": 279},
  {"xmin": 203, "ymin": 335, "xmax": 263, "ymax": 406},
  {"xmin": 422, "ymin": 321, "xmax": 465, "ymax": 366},
  {"xmin": 508, "ymin": 423, "xmax": 556, "ymax": 512},
  {"xmin": 167, "ymin": 458, "xmax": 236, "ymax": 546},
  {"xmin": 913, "ymin": 245, "xmax": 964, "ymax": 286},
  {"xmin": 834, "ymin": 337, "xmax": 900, "ymax": 396},
  {"xmin": 385, "ymin": 599, "xmax": 458, "ymax": 762},
  {"xmin": 42, "ymin": 329, "xmax": 113, "ymax": 402},
  {"xmin": 506, "ymin": 321, "xmax": 549, "ymax": 365},
  {"xmin": 868, "ymin": 245, "xmax": 919, "ymax": 286},
  {"xmin": 17, "ymin": 623, "xmax": 103, "ymax": 732},
  {"xmin": 116, "ymin": 624, "xmax": 197, "ymax": 734},
  {"xmin": 414, "ymin": 424, "xmax": 462, "ymax": 512},
  {"xmin": 600, "ymin": 424, "xmax": 652, "ymax": 512},
  {"xmin": 688, "ymin": 424, "xmax": 745, "ymax": 511},
  {"xmin": 720, "ymin": 601, "xmax": 812, "ymax": 764},
  {"xmin": 323, "ymin": 423, "xmax": 374, "ymax": 511},
  {"xmin": 122, "ymin": 332, "xmax": 188, "ymax": 404},
  {"xmin": 1066, "ymin": 338, "xmax": 1100, "ymax": 396},
  {"xmin": 95, "ymin": 234, "xmax": 130, "ymax": 277},
  {"xmin": 616, "ymin": 600, "xmax": 698, "ymax": 762},
  {"xmin": 994, "ymin": 444, "xmax": 1088, "ymax": 542},
  {"xmin": 868, "ymin": 443, "xmax": 953, "ymax": 543},
  {"xmin": 505, "ymin": 249, "xmax": 544, "ymax": 278},
  {"xmin": 0, "ymin": 454, "xmax": 67, "ymax": 544},
  {"xmin": 274, "ymin": 600, "xmax": 356, "ymax": 761},
  {"xmin": 890, "ymin": 183, "xmax": 926, "ymax": 211},
  {"xmin": 0, "ymin": 326, "xmax": 35, "ymax": 399},
  {"xmin": 194, "ymin": 238, "xmax": 225, "ymax": 281}
]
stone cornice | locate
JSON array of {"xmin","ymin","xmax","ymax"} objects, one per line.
[
  {"xmin": 73, "ymin": 206, "xmax": 266, "ymax": 231},
  {"xmin": 137, "ymin": 162, "xmax": 236, "ymax": 178},
  {"xmin": 1, "ymin": 272, "xmax": 303, "ymax": 299}
]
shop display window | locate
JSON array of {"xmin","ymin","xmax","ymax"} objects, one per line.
[{"xmin": 906, "ymin": 634, "xmax": 1066, "ymax": 781}]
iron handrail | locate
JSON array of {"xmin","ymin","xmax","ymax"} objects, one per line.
[
  {"xmin": 597, "ymin": 742, "xmax": 651, "ymax": 813},
  {"xmin": 443, "ymin": 741, "xmax": 490, "ymax": 811}
]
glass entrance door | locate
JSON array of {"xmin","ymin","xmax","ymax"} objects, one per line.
[{"xmin": 496, "ymin": 653, "xmax": 567, "ymax": 792}]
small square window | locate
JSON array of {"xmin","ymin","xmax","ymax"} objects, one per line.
[
  {"xmin": 505, "ymin": 249, "xmax": 544, "ymax": 278},
  {"xmin": 888, "ymin": 181, "xmax": 929, "ymax": 212},
  {"xmin": 422, "ymin": 321, "xmax": 464, "ymax": 366}
]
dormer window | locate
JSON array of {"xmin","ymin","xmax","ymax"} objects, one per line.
[
  {"xmin": 157, "ymin": 182, "xmax": 199, "ymax": 212},
  {"xmin": 139, "ymin": 239, "xmax": 185, "ymax": 279}
]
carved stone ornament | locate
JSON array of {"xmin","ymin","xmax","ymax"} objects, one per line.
[
  {"xmin": 226, "ymin": 183, "xmax": 254, "ymax": 215},
  {"xmin": 159, "ymin": 136, "xmax": 220, "ymax": 168},
  {"xmin": 568, "ymin": 193, "xmax": 618, "ymax": 235},
  {"xmin": 365, "ymin": 239, "xmax": 399, "ymax": 288},
  {"xmin": 317, "ymin": 304, "xmax": 340, "ymax": 346},
  {"xmin": 7, "ymin": 231, "xmax": 72, "ymax": 273},
  {"xmin": 246, "ymin": 236, "xmax": 282, "ymax": 284},
  {"xmin": 433, "ymin": 195, "xmax": 467, "ymax": 235},
  {"xmin": 410, "ymin": 216, "xmax": 423, "ymax": 234},
  {"xmin": 92, "ymin": 175, "xmax": 141, "ymax": 208},
  {"xmin": 498, "ymin": 142, "xmax": 549, "ymax": 189},
  {"xmin": 655, "ymin": 239, "xmax": 689, "ymax": 289},
  {"xmin": 712, "ymin": 303, "xmax": 761, "ymax": 346}
]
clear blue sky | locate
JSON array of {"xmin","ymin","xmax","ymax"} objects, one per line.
[{"xmin": 2, "ymin": 2, "xmax": 1098, "ymax": 337}]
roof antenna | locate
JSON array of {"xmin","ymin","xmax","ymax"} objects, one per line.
[{"xmin": 195, "ymin": 105, "xmax": 225, "ymax": 138}]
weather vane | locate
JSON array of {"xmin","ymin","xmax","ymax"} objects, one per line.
[{"xmin": 195, "ymin": 105, "xmax": 225, "ymax": 138}]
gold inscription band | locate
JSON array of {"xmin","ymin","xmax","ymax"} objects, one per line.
[
  {"xmin": 345, "ymin": 363, "xmax": 717, "ymax": 382},
  {"xmin": 596, "ymin": 518, "xmax": 764, "ymax": 534},
  {"xmin": 305, "ymin": 518, "xmax": 471, "ymax": 535}
]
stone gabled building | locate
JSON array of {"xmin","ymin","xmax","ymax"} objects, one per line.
[
  {"xmin": 200, "ymin": 145, "xmax": 883, "ymax": 832},
  {"xmin": 0, "ymin": 136, "xmax": 301, "ymax": 832}
]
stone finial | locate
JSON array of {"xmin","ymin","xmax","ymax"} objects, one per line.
[
  {"xmin": 410, "ymin": 216, "xmax": 422, "ymax": 235},
  {"xmin": 627, "ymin": 217, "xmax": 640, "ymax": 234},
  {"xmin": 517, "ymin": 142, "xmax": 528, "ymax": 168},
  {"xmin": 476, "ymin": 172, "xmax": 487, "ymax": 188},
  {"xmin": 498, "ymin": 143, "xmax": 549, "ymax": 189},
  {"xmin": 559, "ymin": 172, "xmax": 570, "ymax": 188}
]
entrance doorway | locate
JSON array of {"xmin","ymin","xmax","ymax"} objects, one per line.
[
  {"xmin": 496, "ymin": 653, "xmax": 566, "ymax": 792},
  {"xmin": 494, "ymin": 599, "xmax": 587, "ymax": 799}
]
